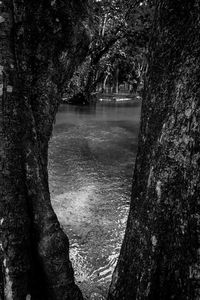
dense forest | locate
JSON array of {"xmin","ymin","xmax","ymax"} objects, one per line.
[{"xmin": 0, "ymin": 0, "xmax": 199, "ymax": 299}]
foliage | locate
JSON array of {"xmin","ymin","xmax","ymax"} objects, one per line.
[{"xmin": 66, "ymin": 0, "xmax": 155, "ymax": 103}]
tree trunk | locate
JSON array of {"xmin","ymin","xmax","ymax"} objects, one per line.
[
  {"xmin": 108, "ymin": 1, "xmax": 200, "ymax": 299},
  {"xmin": 0, "ymin": 1, "xmax": 88, "ymax": 299},
  {"xmin": 82, "ymin": 58, "xmax": 100, "ymax": 104},
  {"xmin": 114, "ymin": 68, "xmax": 119, "ymax": 94}
]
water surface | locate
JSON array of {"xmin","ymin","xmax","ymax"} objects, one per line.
[{"xmin": 49, "ymin": 101, "xmax": 141, "ymax": 296}]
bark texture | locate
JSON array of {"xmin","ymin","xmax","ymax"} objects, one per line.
[
  {"xmin": 108, "ymin": 1, "xmax": 200, "ymax": 299},
  {"xmin": 0, "ymin": 1, "xmax": 89, "ymax": 299}
]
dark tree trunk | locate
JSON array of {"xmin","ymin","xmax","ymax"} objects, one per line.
[
  {"xmin": 0, "ymin": 1, "xmax": 88, "ymax": 299},
  {"xmin": 71, "ymin": 60, "xmax": 99, "ymax": 105},
  {"xmin": 108, "ymin": 1, "xmax": 200, "ymax": 299},
  {"xmin": 84, "ymin": 63, "xmax": 98, "ymax": 103}
]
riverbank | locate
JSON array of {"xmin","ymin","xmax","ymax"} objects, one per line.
[
  {"xmin": 62, "ymin": 92, "xmax": 141, "ymax": 105},
  {"xmin": 98, "ymin": 93, "xmax": 141, "ymax": 103}
]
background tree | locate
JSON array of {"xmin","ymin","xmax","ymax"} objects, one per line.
[
  {"xmin": 65, "ymin": 0, "xmax": 126, "ymax": 104},
  {"xmin": 0, "ymin": 1, "xmax": 89, "ymax": 299},
  {"xmin": 108, "ymin": 0, "xmax": 200, "ymax": 299},
  {"xmin": 66, "ymin": 0, "xmax": 153, "ymax": 104}
]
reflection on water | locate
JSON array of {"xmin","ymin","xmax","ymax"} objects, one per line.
[{"xmin": 48, "ymin": 101, "xmax": 141, "ymax": 296}]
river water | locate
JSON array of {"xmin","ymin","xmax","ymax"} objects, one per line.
[{"xmin": 49, "ymin": 101, "xmax": 141, "ymax": 297}]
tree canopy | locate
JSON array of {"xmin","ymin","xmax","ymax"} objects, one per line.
[{"xmin": 65, "ymin": 0, "xmax": 154, "ymax": 103}]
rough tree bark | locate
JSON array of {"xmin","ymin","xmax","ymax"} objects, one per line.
[
  {"xmin": 108, "ymin": 1, "xmax": 200, "ymax": 299},
  {"xmin": 0, "ymin": 1, "xmax": 89, "ymax": 299}
]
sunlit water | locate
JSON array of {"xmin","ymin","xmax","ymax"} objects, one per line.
[{"xmin": 49, "ymin": 101, "xmax": 141, "ymax": 297}]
